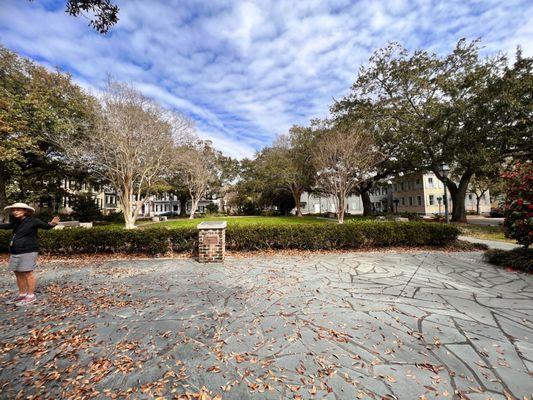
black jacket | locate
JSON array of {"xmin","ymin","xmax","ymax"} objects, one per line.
[{"xmin": 0, "ymin": 217, "xmax": 55, "ymax": 255}]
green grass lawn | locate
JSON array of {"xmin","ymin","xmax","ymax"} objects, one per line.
[
  {"xmin": 138, "ymin": 215, "xmax": 330, "ymax": 229},
  {"xmin": 455, "ymin": 223, "xmax": 513, "ymax": 243}
]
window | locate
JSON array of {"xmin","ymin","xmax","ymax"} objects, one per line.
[
  {"xmin": 401, "ymin": 197, "xmax": 405, "ymax": 206},
  {"xmin": 428, "ymin": 177, "xmax": 434, "ymax": 188},
  {"xmin": 417, "ymin": 196, "xmax": 422, "ymax": 206},
  {"xmin": 409, "ymin": 197, "xmax": 413, "ymax": 206},
  {"xmin": 394, "ymin": 184, "xmax": 398, "ymax": 192},
  {"xmin": 468, "ymin": 194, "xmax": 473, "ymax": 200},
  {"xmin": 429, "ymin": 195, "xmax": 435, "ymax": 205},
  {"xmin": 400, "ymin": 182, "xmax": 404, "ymax": 191}
]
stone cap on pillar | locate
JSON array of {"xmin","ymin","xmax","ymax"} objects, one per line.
[{"xmin": 197, "ymin": 221, "xmax": 227, "ymax": 229}]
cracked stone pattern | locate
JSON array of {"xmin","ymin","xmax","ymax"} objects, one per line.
[{"xmin": 0, "ymin": 251, "xmax": 531, "ymax": 399}]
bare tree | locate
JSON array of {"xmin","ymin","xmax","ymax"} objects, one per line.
[
  {"xmin": 312, "ymin": 124, "xmax": 385, "ymax": 224},
  {"xmin": 175, "ymin": 141, "xmax": 217, "ymax": 219},
  {"xmin": 56, "ymin": 81, "xmax": 193, "ymax": 229},
  {"xmin": 469, "ymin": 174, "xmax": 503, "ymax": 215}
]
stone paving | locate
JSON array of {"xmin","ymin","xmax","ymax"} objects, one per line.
[{"xmin": 0, "ymin": 251, "xmax": 531, "ymax": 399}]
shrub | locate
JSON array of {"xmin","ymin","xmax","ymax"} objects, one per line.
[
  {"xmin": 483, "ymin": 248, "xmax": 532, "ymax": 273},
  {"xmin": 501, "ymin": 161, "xmax": 532, "ymax": 248},
  {"xmin": 205, "ymin": 203, "xmax": 219, "ymax": 214},
  {"xmin": 0, "ymin": 221, "xmax": 459, "ymax": 255},
  {"xmin": 71, "ymin": 193, "xmax": 103, "ymax": 222},
  {"xmin": 101, "ymin": 211, "xmax": 124, "ymax": 223}
]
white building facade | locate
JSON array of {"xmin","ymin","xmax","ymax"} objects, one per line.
[{"xmin": 297, "ymin": 172, "xmax": 490, "ymax": 216}]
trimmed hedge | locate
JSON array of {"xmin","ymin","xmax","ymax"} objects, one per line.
[
  {"xmin": 0, "ymin": 221, "xmax": 459, "ymax": 255},
  {"xmin": 483, "ymin": 248, "xmax": 532, "ymax": 273}
]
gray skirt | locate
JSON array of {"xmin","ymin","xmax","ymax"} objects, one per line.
[{"xmin": 8, "ymin": 252, "xmax": 38, "ymax": 272}]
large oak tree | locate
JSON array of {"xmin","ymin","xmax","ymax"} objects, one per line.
[{"xmin": 341, "ymin": 39, "xmax": 531, "ymax": 221}]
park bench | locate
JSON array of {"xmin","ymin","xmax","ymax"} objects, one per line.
[{"xmin": 54, "ymin": 221, "xmax": 93, "ymax": 229}]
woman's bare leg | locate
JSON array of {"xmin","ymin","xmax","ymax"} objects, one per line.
[
  {"xmin": 25, "ymin": 272, "xmax": 36, "ymax": 296},
  {"xmin": 14, "ymin": 272, "xmax": 28, "ymax": 294}
]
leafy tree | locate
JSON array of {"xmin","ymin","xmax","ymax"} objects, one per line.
[
  {"xmin": 208, "ymin": 153, "xmax": 240, "ymax": 213},
  {"xmin": 343, "ymin": 39, "xmax": 530, "ymax": 222},
  {"xmin": 232, "ymin": 158, "xmax": 264, "ymax": 215},
  {"xmin": 0, "ymin": 46, "xmax": 96, "ymax": 213},
  {"xmin": 30, "ymin": 0, "xmax": 119, "ymax": 34},
  {"xmin": 250, "ymin": 126, "xmax": 315, "ymax": 216}
]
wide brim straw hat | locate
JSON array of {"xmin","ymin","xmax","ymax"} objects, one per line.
[{"xmin": 3, "ymin": 203, "xmax": 35, "ymax": 213}]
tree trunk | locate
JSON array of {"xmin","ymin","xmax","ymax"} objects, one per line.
[
  {"xmin": 179, "ymin": 197, "xmax": 187, "ymax": 217},
  {"xmin": 189, "ymin": 197, "xmax": 199, "ymax": 219},
  {"xmin": 448, "ymin": 173, "xmax": 472, "ymax": 223},
  {"xmin": 122, "ymin": 198, "xmax": 136, "ymax": 229},
  {"xmin": 361, "ymin": 190, "xmax": 372, "ymax": 216},
  {"xmin": 337, "ymin": 193, "xmax": 345, "ymax": 224},
  {"xmin": 293, "ymin": 189, "xmax": 303, "ymax": 217},
  {"xmin": 120, "ymin": 185, "xmax": 137, "ymax": 229},
  {"xmin": 476, "ymin": 196, "xmax": 481, "ymax": 215}
]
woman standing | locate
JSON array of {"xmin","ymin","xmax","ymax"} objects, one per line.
[{"xmin": 0, "ymin": 203, "xmax": 60, "ymax": 306}]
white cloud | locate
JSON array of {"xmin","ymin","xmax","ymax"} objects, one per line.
[{"xmin": 0, "ymin": 0, "xmax": 531, "ymax": 159}]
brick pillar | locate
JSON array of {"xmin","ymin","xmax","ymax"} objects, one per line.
[{"xmin": 197, "ymin": 221, "xmax": 227, "ymax": 263}]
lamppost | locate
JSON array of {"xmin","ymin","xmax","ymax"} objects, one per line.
[{"xmin": 439, "ymin": 164, "xmax": 450, "ymax": 223}]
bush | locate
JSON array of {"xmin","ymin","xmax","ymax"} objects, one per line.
[
  {"xmin": 0, "ymin": 220, "xmax": 459, "ymax": 256},
  {"xmin": 483, "ymin": 248, "xmax": 533, "ymax": 273},
  {"xmin": 100, "ymin": 211, "xmax": 124, "ymax": 223},
  {"xmin": 205, "ymin": 203, "xmax": 219, "ymax": 214},
  {"xmin": 71, "ymin": 193, "xmax": 103, "ymax": 222},
  {"xmin": 501, "ymin": 161, "xmax": 532, "ymax": 248}
]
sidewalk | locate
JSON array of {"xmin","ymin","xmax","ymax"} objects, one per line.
[{"xmin": 459, "ymin": 235, "xmax": 520, "ymax": 250}]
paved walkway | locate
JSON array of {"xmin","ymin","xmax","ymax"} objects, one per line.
[
  {"xmin": 0, "ymin": 252, "xmax": 531, "ymax": 399},
  {"xmin": 466, "ymin": 216, "xmax": 504, "ymax": 227},
  {"xmin": 459, "ymin": 235, "xmax": 520, "ymax": 251}
]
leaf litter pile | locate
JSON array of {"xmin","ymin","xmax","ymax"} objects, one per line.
[{"xmin": 0, "ymin": 255, "xmax": 529, "ymax": 399}]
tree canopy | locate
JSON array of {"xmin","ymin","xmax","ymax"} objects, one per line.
[{"xmin": 0, "ymin": 46, "xmax": 97, "ymax": 212}]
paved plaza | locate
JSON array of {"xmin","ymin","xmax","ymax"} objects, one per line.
[{"xmin": 0, "ymin": 251, "xmax": 532, "ymax": 399}]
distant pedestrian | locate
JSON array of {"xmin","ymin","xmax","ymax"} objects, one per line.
[{"xmin": 0, "ymin": 203, "xmax": 60, "ymax": 306}]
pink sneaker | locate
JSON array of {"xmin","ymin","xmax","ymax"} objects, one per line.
[
  {"xmin": 15, "ymin": 295, "xmax": 36, "ymax": 306},
  {"xmin": 5, "ymin": 294, "xmax": 27, "ymax": 305}
]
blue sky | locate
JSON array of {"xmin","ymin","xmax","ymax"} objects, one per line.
[{"xmin": 0, "ymin": 0, "xmax": 532, "ymax": 159}]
